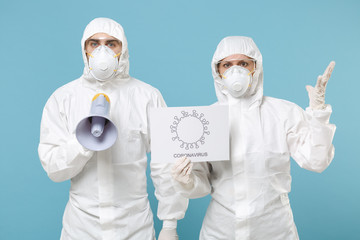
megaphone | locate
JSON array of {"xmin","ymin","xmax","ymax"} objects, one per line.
[{"xmin": 76, "ymin": 93, "xmax": 118, "ymax": 151}]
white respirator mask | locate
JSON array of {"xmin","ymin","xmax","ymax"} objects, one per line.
[
  {"xmin": 220, "ymin": 66, "xmax": 254, "ymax": 98},
  {"xmin": 87, "ymin": 45, "xmax": 120, "ymax": 81}
]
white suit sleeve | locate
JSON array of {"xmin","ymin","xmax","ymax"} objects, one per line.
[
  {"xmin": 147, "ymin": 91, "xmax": 189, "ymax": 221},
  {"xmin": 38, "ymin": 95, "xmax": 94, "ymax": 182},
  {"xmin": 151, "ymin": 162, "xmax": 189, "ymax": 220},
  {"xmin": 286, "ymin": 104, "xmax": 336, "ymax": 173},
  {"xmin": 172, "ymin": 161, "xmax": 212, "ymax": 199}
]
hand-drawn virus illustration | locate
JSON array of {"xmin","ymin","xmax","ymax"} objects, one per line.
[{"xmin": 170, "ymin": 110, "xmax": 210, "ymax": 149}]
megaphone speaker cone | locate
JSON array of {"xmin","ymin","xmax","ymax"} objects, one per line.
[{"xmin": 76, "ymin": 117, "xmax": 118, "ymax": 151}]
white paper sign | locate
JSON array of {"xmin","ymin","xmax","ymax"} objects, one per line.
[{"xmin": 150, "ymin": 105, "xmax": 229, "ymax": 163}]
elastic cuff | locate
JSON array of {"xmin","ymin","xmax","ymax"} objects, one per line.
[
  {"xmin": 306, "ymin": 105, "xmax": 332, "ymax": 123},
  {"xmin": 163, "ymin": 219, "xmax": 177, "ymax": 229},
  {"xmin": 306, "ymin": 104, "xmax": 332, "ymax": 113}
]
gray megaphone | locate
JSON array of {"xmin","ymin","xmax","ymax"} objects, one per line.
[{"xmin": 76, "ymin": 93, "xmax": 118, "ymax": 151}]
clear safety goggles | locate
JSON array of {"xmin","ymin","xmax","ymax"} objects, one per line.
[{"xmin": 217, "ymin": 58, "xmax": 256, "ymax": 73}]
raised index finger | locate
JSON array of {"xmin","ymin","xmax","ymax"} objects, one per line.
[{"xmin": 322, "ymin": 61, "xmax": 336, "ymax": 82}]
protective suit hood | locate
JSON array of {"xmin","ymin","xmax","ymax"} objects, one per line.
[
  {"xmin": 212, "ymin": 36, "xmax": 263, "ymax": 107},
  {"xmin": 81, "ymin": 18, "xmax": 130, "ymax": 83}
]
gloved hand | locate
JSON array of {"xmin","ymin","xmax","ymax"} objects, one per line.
[
  {"xmin": 171, "ymin": 157, "xmax": 194, "ymax": 189},
  {"xmin": 158, "ymin": 228, "xmax": 179, "ymax": 240},
  {"xmin": 306, "ymin": 61, "xmax": 335, "ymax": 110}
]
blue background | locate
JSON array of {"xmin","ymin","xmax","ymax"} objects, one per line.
[{"xmin": 0, "ymin": 0, "xmax": 359, "ymax": 239}]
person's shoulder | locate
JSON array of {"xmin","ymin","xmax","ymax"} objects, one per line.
[
  {"xmin": 46, "ymin": 78, "xmax": 82, "ymax": 103},
  {"xmin": 262, "ymin": 96, "xmax": 303, "ymax": 116},
  {"xmin": 129, "ymin": 77, "xmax": 159, "ymax": 91},
  {"xmin": 42, "ymin": 78, "xmax": 81, "ymax": 109},
  {"xmin": 263, "ymin": 96, "xmax": 300, "ymax": 109},
  {"xmin": 211, "ymin": 101, "xmax": 223, "ymax": 106},
  {"xmin": 128, "ymin": 77, "xmax": 163, "ymax": 97},
  {"xmin": 52, "ymin": 79, "xmax": 80, "ymax": 96}
]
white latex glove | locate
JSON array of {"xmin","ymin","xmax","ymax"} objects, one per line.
[
  {"xmin": 306, "ymin": 61, "xmax": 335, "ymax": 110},
  {"xmin": 171, "ymin": 157, "xmax": 194, "ymax": 189},
  {"xmin": 158, "ymin": 228, "xmax": 178, "ymax": 240}
]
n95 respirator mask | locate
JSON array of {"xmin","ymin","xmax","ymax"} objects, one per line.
[
  {"xmin": 87, "ymin": 45, "xmax": 120, "ymax": 81},
  {"xmin": 221, "ymin": 66, "xmax": 254, "ymax": 98}
]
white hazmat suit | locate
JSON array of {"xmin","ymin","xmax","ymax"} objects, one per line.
[
  {"xmin": 38, "ymin": 18, "xmax": 187, "ymax": 240},
  {"xmin": 172, "ymin": 36, "xmax": 336, "ymax": 240}
]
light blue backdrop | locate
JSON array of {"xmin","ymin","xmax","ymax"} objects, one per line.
[{"xmin": 0, "ymin": 0, "xmax": 359, "ymax": 239}]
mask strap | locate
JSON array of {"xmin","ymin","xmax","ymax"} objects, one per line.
[
  {"xmin": 248, "ymin": 67, "xmax": 256, "ymax": 87},
  {"xmin": 248, "ymin": 68, "xmax": 255, "ymax": 76},
  {"xmin": 114, "ymin": 53, "xmax": 121, "ymax": 58},
  {"xmin": 86, "ymin": 52, "xmax": 94, "ymax": 58}
]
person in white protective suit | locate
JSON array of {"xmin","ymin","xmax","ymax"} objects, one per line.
[
  {"xmin": 172, "ymin": 36, "xmax": 336, "ymax": 240},
  {"xmin": 38, "ymin": 17, "xmax": 187, "ymax": 240}
]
